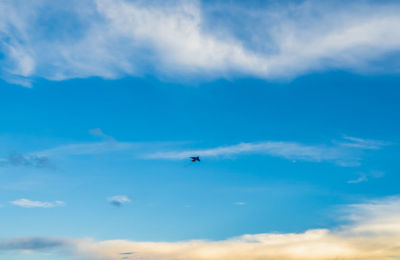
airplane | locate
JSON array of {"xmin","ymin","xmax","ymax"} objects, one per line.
[{"xmin": 190, "ymin": 156, "xmax": 200, "ymax": 162}]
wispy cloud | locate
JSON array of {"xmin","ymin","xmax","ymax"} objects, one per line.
[
  {"xmin": 0, "ymin": 135, "xmax": 386, "ymax": 167},
  {"xmin": 0, "ymin": 129, "xmax": 182, "ymax": 167},
  {"xmin": 0, "ymin": 153, "xmax": 51, "ymax": 168},
  {"xmin": 29, "ymin": 129, "xmax": 166, "ymax": 158},
  {"xmin": 347, "ymin": 170, "xmax": 384, "ymax": 184},
  {"xmin": 35, "ymin": 142, "xmax": 136, "ymax": 158},
  {"xmin": 145, "ymin": 137, "xmax": 387, "ymax": 166},
  {"xmin": 0, "ymin": 141, "xmax": 136, "ymax": 169},
  {"xmin": 10, "ymin": 199, "xmax": 65, "ymax": 208},
  {"xmin": 89, "ymin": 128, "xmax": 115, "ymax": 142},
  {"xmin": 347, "ymin": 173, "xmax": 368, "ymax": 184},
  {"xmin": 338, "ymin": 136, "xmax": 389, "ymax": 150},
  {"xmin": 3, "ymin": 195, "xmax": 400, "ymax": 259},
  {"xmin": 108, "ymin": 195, "xmax": 131, "ymax": 207},
  {"xmin": 2, "ymin": 0, "xmax": 400, "ymax": 86}
]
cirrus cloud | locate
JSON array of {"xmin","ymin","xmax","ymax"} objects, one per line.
[{"xmin": 144, "ymin": 136, "xmax": 388, "ymax": 167}]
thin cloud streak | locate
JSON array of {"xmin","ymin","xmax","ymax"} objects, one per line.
[
  {"xmin": 0, "ymin": 136, "xmax": 386, "ymax": 167},
  {"xmin": 147, "ymin": 141, "xmax": 341, "ymax": 160},
  {"xmin": 347, "ymin": 174, "xmax": 368, "ymax": 184},
  {"xmin": 34, "ymin": 129, "xmax": 138, "ymax": 158},
  {"xmin": 347, "ymin": 170, "xmax": 384, "ymax": 184},
  {"xmin": 0, "ymin": 142, "xmax": 137, "ymax": 169},
  {"xmin": 145, "ymin": 137, "xmax": 387, "ymax": 166},
  {"xmin": 0, "ymin": 138, "xmax": 184, "ymax": 168},
  {"xmin": 10, "ymin": 199, "xmax": 65, "ymax": 208},
  {"xmin": 35, "ymin": 142, "xmax": 136, "ymax": 157},
  {"xmin": 338, "ymin": 136, "xmax": 389, "ymax": 150}
]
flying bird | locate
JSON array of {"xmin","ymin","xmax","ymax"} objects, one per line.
[{"xmin": 190, "ymin": 156, "xmax": 200, "ymax": 162}]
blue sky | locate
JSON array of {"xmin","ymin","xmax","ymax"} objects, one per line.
[{"xmin": 1, "ymin": 0, "xmax": 400, "ymax": 259}]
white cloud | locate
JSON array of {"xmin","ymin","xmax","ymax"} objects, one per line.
[
  {"xmin": 108, "ymin": 195, "xmax": 131, "ymax": 207},
  {"xmin": 343, "ymin": 196, "xmax": 400, "ymax": 235},
  {"xmin": 94, "ymin": 0, "xmax": 265, "ymax": 77},
  {"xmin": 2, "ymin": 0, "xmax": 400, "ymax": 85},
  {"xmin": 10, "ymin": 199, "xmax": 65, "ymax": 208}
]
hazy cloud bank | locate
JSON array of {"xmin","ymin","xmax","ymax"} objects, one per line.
[{"xmin": 3, "ymin": 196, "xmax": 400, "ymax": 260}]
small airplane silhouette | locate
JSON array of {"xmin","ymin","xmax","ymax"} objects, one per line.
[{"xmin": 190, "ymin": 156, "xmax": 200, "ymax": 162}]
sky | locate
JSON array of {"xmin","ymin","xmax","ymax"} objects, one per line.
[{"xmin": 1, "ymin": 0, "xmax": 400, "ymax": 259}]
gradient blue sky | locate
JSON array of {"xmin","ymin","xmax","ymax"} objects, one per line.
[{"xmin": 1, "ymin": 1, "xmax": 400, "ymax": 259}]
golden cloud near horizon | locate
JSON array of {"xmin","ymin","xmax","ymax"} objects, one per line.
[{"xmin": 71, "ymin": 196, "xmax": 400, "ymax": 260}]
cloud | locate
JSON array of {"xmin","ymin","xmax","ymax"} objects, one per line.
[
  {"xmin": 0, "ymin": 140, "xmax": 135, "ymax": 170},
  {"xmin": 146, "ymin": 141, "xmax": 342, "ymax": 160},
  {"xmin": 120, "ymin": 251, "xmax": 135, "ymax": 259},
  {"xmin": 145, "ymin": 137, "xmax": 387, "ymax": 166},
  {"xmin": 0, "ymin": 134, "xmax": 182, "ymax": 167},
  {"xmin": 339, "ymin": 136, "xmax": 389, "ymax": 150},
  {"xmin": 0, "ymin": 238, "xmax": 69, "ymax": 251},
  {"xmin": 3, "ymin": 195, "xmax": 400, "ymax": 260},
  {"xmin": 0, "ymin": 153, "xmax": 51, "ymax": 168},
  {"xmin": 120, "ymin": 252, "xmax": 134, "ymax": 255},
  {"xmin": 10, "ymin": 199, "xmax": 65, "ymax": 208},
  {"xmin": 340, "ymin": 196, "xmax": 400, "ymax": 237},
  {"xmin": 0, "ymin": 136, "xmax": 386, "ymax": 167},
  {"xmin": 347, "ymin": 170, "xmax": 384, "ymax": 184},
  {"xmin": 65, "ymin": 196, "xmax": 400, "ymax": 259},
  {"xmin": 347, "ymin": 173, "xmax": 368, "ymax": 184},
  {"xmin": 108, "ymin": 195, "xmax": 131, "ymax": 207},
  {"xmin": 89, "ymin": 128, "xmax": 115, "ymax": 141},
  {"xmin": 2, "ymin": 0, "xmax": 400, "ymax": 85},
  {"xmin": 33, "ymin": 141, "xmax": 137, "ymax": 158}
]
